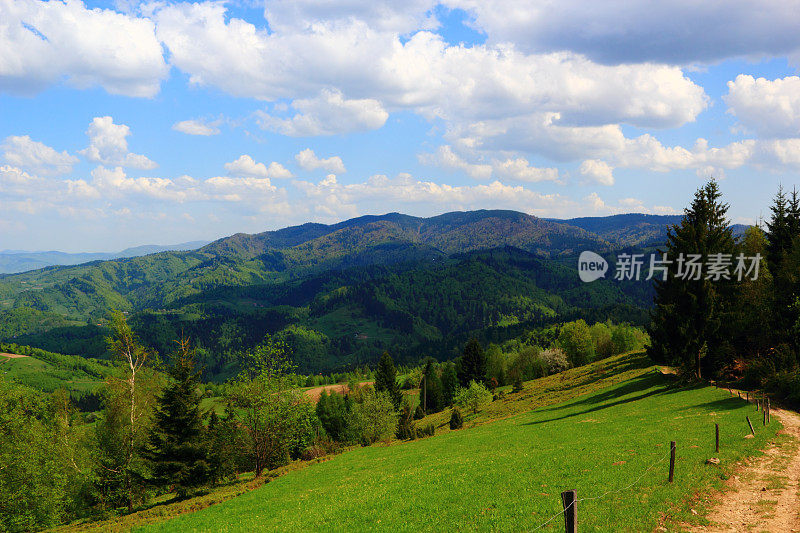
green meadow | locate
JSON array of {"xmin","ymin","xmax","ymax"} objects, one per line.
[{"xmin": 141, "ymin": 353, "xmax": 779, "ymax": 532}]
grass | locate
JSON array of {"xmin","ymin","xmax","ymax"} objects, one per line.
[
  {"xmin": 0, "ymin": 354, "xmax": 104, "ymax": 394},
  {"xmin": 127, "ymin": 352, "xmax": 781, "ymax": 532}
]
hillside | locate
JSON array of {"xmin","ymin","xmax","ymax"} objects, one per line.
[{"xmin": 59, "ymin": 352, "xmax": 781, "ymax": 532}]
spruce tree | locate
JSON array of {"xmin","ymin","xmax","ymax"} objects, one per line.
[
  {"xmin": 374, "ymin": 351, "xmax": 402, "ymax": 408},
  {"xmin": 766, "ymin": 186, "xmax": 800, "ymax": 343},
  {"xmin": 648, "ymin": 180, "xmax": 736, "ymax": 378},
  {"xmin": 145, "ymin": 338, "xmax": 210, "ymax": 497},
  {"xmin": 458, "ymin": 338, "xmax": 487, "ymax": 386}
]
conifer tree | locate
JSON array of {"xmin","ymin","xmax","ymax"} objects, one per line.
[
  {"xmin": 374, "ymin": 351, "xmax": 402, "ymax": 408},
  {"xmin": 648, "ymin": 180, "xmax": 736, "ymax": 378},
  {"xmin": 145, "ymin": 338, "xmax": 210, "ymax": 497},
  {"xmin": 457, "ymin": 338, "xmax": 487, "ymax": 387}
]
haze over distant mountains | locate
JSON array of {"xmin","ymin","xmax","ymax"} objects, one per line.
[{"xmin": 0, "ymin": 242, "xmax": 210, "ymax": 274}]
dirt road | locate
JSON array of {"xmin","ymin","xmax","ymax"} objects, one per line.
[{"xmin": 693, "ymin": 407, "xmax": 800, "ymax": 532}]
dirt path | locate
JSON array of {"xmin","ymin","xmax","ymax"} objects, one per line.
[
  {"xmin": 0, "ymin": 352, "xmax": 29, "ymax": 359},
  {"xmin": 692, "ymin": 407, "xmax": 800, "ymax": 532},
  {"xmin": 304, "ymin": 381, "xmax": 373, "ymax": 403}
]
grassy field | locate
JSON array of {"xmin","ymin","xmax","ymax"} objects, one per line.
[
  {"xmin": 0, "ymin": 354, "xmax": 105, "ymax": 394},
  {"xmin": 130, "ymin": 353, "xmax": 780, "ymax": 532}
]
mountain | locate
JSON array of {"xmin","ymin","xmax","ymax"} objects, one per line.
[
  {"xmin": 552, "ymin": 213, "xmax": 750, "ymax": 247},
  {"xmin": 0, "ymin": 241, "xmax": 209, "ymax": 274},
  {"xmin": 0, "ymin": 210, "xmax": 668, "ymax": 374}
]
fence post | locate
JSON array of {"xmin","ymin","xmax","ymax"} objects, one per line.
[
  {"xmin": 746, "ymin": 391, "xmax": 749, "ymax": 402},
  {"xmin": 767, "ymin": 398, "xmax": 770, "ymax": 424},
  {"xmin": 747, "ymin": 416, "xmax": 755, "ymax": 435},
  {"xmin": 715, "ymin": 423, "xmax": 719, "ymax": 453},
  {"xmin": 561, "ymin": 489, "xmax": 577, "ymax": 533},
  {"xmin": 763, "ymin": 407, "xmax": 767, "ymax": 426},
  {"xmin": 669, "ymin": 441, "xmax": 676, "ymax": 483}
]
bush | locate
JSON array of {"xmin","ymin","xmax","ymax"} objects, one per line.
[
  {"xmin": 454, "ymin": 380, "xmax": 493, "ymax": 414},
  {"xmin": 512, "ymin": 374, "xmax": 524, "ymax": 392},
  {"xmin": 396, "ymin": 402, "xmax": 416, "ymax": 440},
  {"xmin": 418, "ymin": 423, "xmax": 435, "ymax": 437},
  {"xmin": 413, "ymin": 404, "xmax": 425, "ymax": 420},
  {"xmin": 449, "ymin": 408, "xmax": 464, "ymax": 430},
  {"xmin": 540, "ymin": 348, "xmax": 570, "ymax": 374}
]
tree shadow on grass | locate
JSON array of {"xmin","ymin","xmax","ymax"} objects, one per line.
[{"xmin": 523, "ymin": 372, "xmax": 692, "ymax": 426}]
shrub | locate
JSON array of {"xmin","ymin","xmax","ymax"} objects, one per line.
[
  {"xmin": 413, "ymin": 404, "xmax": 425, "ymax": 420},
  {"xmin": 396, "ymin": 401, "xmax": 416, "ymax": 440},
  {"xmin": 512, "ymin": 374, "xmax": 524, "ymax": 392},
  {"xmin": 540, "ymin": 348, "xmax": 570, "ymax": 374},
  {"xmin": 449, "ymin": 408, "xmax": 464, "ymax": 430},
  {"xmin": 454, "ymin": 380, "xmax": 493, "ymax": 414},
  {"xmin": 418, "ymin": 423, "xmax": 435, "ymax": 437}
]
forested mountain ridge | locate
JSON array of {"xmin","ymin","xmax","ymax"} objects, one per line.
[
  {"xmin": 0, "ymin": 210, "xmax": 610, "ymax": 320},
  {"xmin": 0, "ymin": 210, "xmax": 668, "ymax": 374}
]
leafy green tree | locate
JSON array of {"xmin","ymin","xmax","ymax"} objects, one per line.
[
  {"xmin": 228, "ymin": 337, "xmax": 314, "ymax": 477},
  {"xmin": 348, "ymin": 389, "xmax": 398, "ymax": 445},
  {"xmin": 374, "ymin": 351, "xmax": 402, "ymax": 408},
  {"xmin": 94, "ymin": 311, "xmax": 159, "ymax": 513},
  {"xmin": 648, "ymin": 180, "xmax": 736, "ymax": 378},
  {"xmin": 419, "ymin": 360, "xmax": 444, "ymax": 413},
  {"xmin": 206, "ymin": 406, "xmax": 243, "ymax": 483},
  {"xmin": 145, "ymin": 338, "xmax": 210, "ymax": 497},
  {"xmin": 458, "ymin": 338, "xmax": 487, "ymax": 387},
  {"xmin": 454, "ymin": 380, "xmax": 493, "ymax": 414},
  {"xmin": 557, "ymin": 320, "xmax": 595, "ymax": 366}
]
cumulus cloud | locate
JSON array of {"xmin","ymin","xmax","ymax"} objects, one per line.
[
  {"xmin": 257, "ymin": 89, "xmax": 389, "ymax": 136},
  {"xmin": 0, "ymin": 0, "xmax": 167, "ymax": 96},
  {"xmin": 172, "ymin": 119, "xmax": 221, "ymax": 136},
  {"xmin": 447, "ymin": 0, "xmax": 800, "ymax": 64},
  {"xmin": 724, "ymin": 75, "xmax": 800, "ymax": 138},
  {"xmin": 579, "ymin": 159, "xmax": 614, "ymax": 186},
  {"xmin": 492, "ymin": 157, "xmax": 559, "ymax": 183},
  {"xmin": 418, "ymin": 145, "xmax": 492, "ymax": 180},
  {"xmin": 224, "ymin": 155, "xmax": 293, "ymax": 179},
  {"xmin": 2, "ymin": 135, "xmax": 78, "ymax": 175},
  {"xmin": 295, "ymin": 148, "xmax": 346, "ymax": 173},
  {"xmin": 80, "ymin": 117, "xmax": 157, "ymax": 170}
]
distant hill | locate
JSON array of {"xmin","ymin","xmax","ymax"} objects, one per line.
[
  {"xmin": 552, "ymin": 213, "xmax": 749, "ymax": 247},
  {"xmin": 0, "ymin": 241, "xmax": 209, "ymax": 274},
  {"xmin": 0, "ymin": 209, "xmax": 672, "ymax": 373}
]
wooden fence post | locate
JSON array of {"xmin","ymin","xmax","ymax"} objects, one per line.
[
  {"xmin": 561, "ymin": 489, "xmax": 577, "ymax": 533},
  {"xmin": 747, "ymin": 416, "xmax": 755, "ymax": 436},
  {"xmin": 669, "ymin": 441, "xmax": 676, "ymax": 483},
  {"xmin": 746, "ymin": 391, "xmax": 749, "ymax": 402},
  {"xmin": 715, "ymin": 423, "xmax": 719, "ymax": 453},
  {"xmin": 767, "ymin": 398, "xmax": 770, "ymax": 424},
  {"xmin": 763, "ymin": 407, "xmax": 767, "ymax": 426}
]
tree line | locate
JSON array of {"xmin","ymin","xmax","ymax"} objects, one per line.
[{"xmin": 649, "ymin": 181, "xmax": 800, "ymax": 404}]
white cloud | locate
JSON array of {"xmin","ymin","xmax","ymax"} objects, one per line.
[
  {"xmin": 0, "ymin": 0, "xmax": 167, "ymax": 97},
  {"xmin": 152, "ymin": 3, "xmax": 706, "ymax": 131},
  {"xmin": 257, "ymin": 89, "xmax": 388, "ymax": 136},
  {"xmin": 493, "ymin": 157, "xmax": 559, "ymax": 183},
  {"xmin": 418, "ymin": 145, "xmax": 492, "ymax": 180},
  {"xmin": 447, "ymin": 0, "xmax": 800, "ymax": 64},
  {"xmin": 90, "ymin": 166, "xmax": 182, "ymax": 201},
  {"xmin": 224, "ymin": 155, "xmax": 293, "ymax": 179},
  {"xmin": 172, "ymin": 119, "xmax": 221, "ymax": 136},
  {"xmin": 80, "ymin": 116, "xmax": 157, "ymax": 170},
  {"xmin": 420, "ymin": 145, "xmax": 559, "ymax": 182},
  {"xmin": 579, "ymin": 159, "xmax": 614, "ymax": 186},
  {"xmin": 725, "ymin": 75, "xmax": 800, "ymax": 138},
  {"xmin": 1, "ymin": 135, "xmax": 78, "ymax": 175},
  {"xmin": 295, "ymin": 148, "xmax": 346, "ymax": 173}
]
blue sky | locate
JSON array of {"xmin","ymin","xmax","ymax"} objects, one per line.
[{"xmin": 2, "ymin": 1, "xmax": 800, "ymax": 251}]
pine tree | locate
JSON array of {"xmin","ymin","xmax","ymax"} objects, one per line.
[
  {"xmin": 457, "ymin": 338, "xmax": 487, "ymax": 386},
  {"xmin": 374, "ymin": 351, "xmax": 402, "ymax": 408},
  {"xmin": 766, "ymin": 186, "xmax": 794, "ymax": 269},
  {"xmin": 648, "ymin": 180, "xmax": 736, "ymax": 378},
  {"xmin": 440, "ymin": 362, "xmax": 458, "ymax": 406},
  {"xmin": 766, "ymin": 186, "xmax": 800, "ymax": 343},
  {"xmin": 145, "ymin": 338, "xmax": 210, "ymax": 497},
  {"xmin": 419, "ymin": 360, "xmax": 443, "ymax": 413}
]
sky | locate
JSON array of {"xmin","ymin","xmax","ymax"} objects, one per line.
[{"xmin": 2, "ymin": 1, "xmax": 800, "ymax": 252}]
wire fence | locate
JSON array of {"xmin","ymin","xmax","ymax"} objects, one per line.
[{"xmin": 532, "ymin": 443, "xmax": 676, "ymax": 531}]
